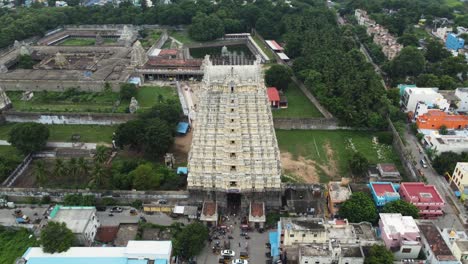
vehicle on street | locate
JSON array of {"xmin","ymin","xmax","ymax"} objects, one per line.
[
  {"xmin": 232, "ymin": 259, "xmax": 248, "ymax": 264},
  {"xmin": 221, "ymin": 250, "xmax": 235, "ymax": 257},
  {"xmin": 420, "ymin": 159, "xmax": 428, "ymax": 168},
  {"xmin": 110, "ymin": 207, "xmax": 123, "ymax": 213}
]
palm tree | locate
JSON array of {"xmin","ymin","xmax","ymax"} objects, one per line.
[
  {"xmin": 35, "ymin": 160, "xmax": 47, "ymax": 187},
  {"xmin": 94, "ymin": 146, "xmax": 108, "ymax": 164},
  {"xmin": 53, "ymin": 158, "xmax": 66, "ymax": 178},
  {"xmin": 77, "ymin": 157, "xmax": 89, "ymax": 177},
  {"xmin": 68, "ymin": 158, "xmax": 78, "ymax": 185},
  {"xmin": 89, "ymin": 163, "xmax": 105, "ymax": 189}
]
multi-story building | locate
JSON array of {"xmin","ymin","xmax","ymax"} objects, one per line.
[
  {"xmin": 450, "ymin": 163, "xmax": 468, "ymax": 197},
  {"xmin": 455, "ymin": 88, "xmax": 468, "ymax": 113},
  {"xmin": 418, "ymin": 222, "xmax": 461, "ymax": 264},
  {"xmin": 328, "ymin": 181, "xmax": 352, "ymax": 218},
  {"xmin": 281, "ymin": 217, "xmax": 327, "ymax": 246},
  {"xmin": 187, "ymin": 56, "xmax": 282, "ymax": 208},
  {"xmin": 401, "ymin": 87, "xmax": 447, "ymax": 113},
  {"xmin": 399, "ymin": 183, "xmax": 445, "ymax": 219},
  {"xmin": 379, "ymin": 213, "xmax": 422, "ymax": 260},
  {"xmin": 423, "ymin": 130, "xmax": 468, "ymax": 154},
  {"xmin": 48, "ymin": 205, "xmax": 99, "ymax": 246},
  {"xmin": 416, "ymin": 110, "xmax": 468, "ymax": 130},
  {"xmin": 368, "ymin": 182, "xmax": 400, "ymax": 207},
  {"xmin": 446, "ymin": 33, "xmax": 465, "ymax": 51}
]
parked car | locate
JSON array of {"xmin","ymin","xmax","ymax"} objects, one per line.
[
  {"xmin": 110, "ymin": 207, "xmax": 123, "ymax": 213},
  {"xmin": 221, "ymin": 250, "xmax": 235, "ymax": 257},
  {"xmin": 420, "ymin": 159, "xmax": 428, "ymax": 168},
  {"xmin": 232, "ymin": 259, "xmax": 248, "ymax": 264}
]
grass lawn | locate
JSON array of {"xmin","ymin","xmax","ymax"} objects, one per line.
[
  {"xmin": 136, "ymin": 86, "xmax": 177, "ymax": 108},
  {"xmin": 272, "ymin": 84, "xmax": 323, "ymax": 118},
  {"xmin": 251, "ymin": 34, "xmax": 275, "ymax": 60},
  {"xmin": 0, "ymin": 123, "xmax": 116, "ymax": 143},
  {"xmin": 170, "ymin": 30, "xmax": 197, "ymax": 44},
  {"xmin": 276, "ymin": 130, "xmax": 401, "ymax": 182},
  {"xmin": 59, "ymin": 38, "xmax": 96, "ymax": 46},
  {"xmin": 445, "ymin": 0, "xmax": 463, "ymax": 7},
  {"xmin": 0, "ymin": 145, "xmax": 22, "ymax": 157},
  {"xmin": 412, "ymin": 26, "xmax": 431, "ymax": 39},
  {"xmin": 0, "ymin": 227, "xmax": 39, "ymax": 264},
  {"xmin": 141, "ymin": 30, "xmax": 163, "ymax": 48}
]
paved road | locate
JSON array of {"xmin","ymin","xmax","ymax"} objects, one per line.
[
  {"xmin": 404, "ymin": 126, "xmax": 466, "ymax": 230},
  {"xmin": 97, "ymin": 208, "xmax": 189, "ymax": 226}
]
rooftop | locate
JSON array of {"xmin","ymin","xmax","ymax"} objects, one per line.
[
  {"xmin": 49, "ymin": 205, "xmax": 96, "ymax": 233},
  {"xmin": 341, "ymin": 246, "xmax": 364, "ymax": 258},
  {"xmin": 267, "ymin": 87, "xmax": 280, "ymax": 102},
  {"xmin": 329, "ymin": 181, "xmax": 352, "ymax": 202},
  {"xmin": 400, "ymin": 182, "xmax": 444, "ymax": 204},
  {"xmin": 406, "ymin": 87, "xmax": 439, "ymax": 95},
  {"xmin": 455, "ymin": 240, "xmax": 468, "ymax": 252},
  {"xmin": 418, "ymin": 110, "xmax": 468, "ymax": 122},
  {"xmin": 418, "ymin": 223, "xmax": 457, "ymax": 261},
  {"xmin": 282, "ymin": 217, "xmax": 325, "ymax": 231},
  {"xmin": 299, "ymin": 244, "xmax": 331, "ymax": 257},
  {"xmin": 378, "ymin": 163, "xmax": 399, "ymax": 173},
  {"xmin": 370, "ymin": 182, "xmax": 399, "ymax": 197},
  {"xmin": 456, "ymin": 162, "xmax": 468, "ymax": 173},
  {"xmin": 379, "ymin": 213, "xmax": 419, "ymax": 235},
  {"xmin": 95, "ymin": 226, "xmax": 119, "ymax": 243}
]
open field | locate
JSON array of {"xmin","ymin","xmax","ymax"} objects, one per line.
[
  {"xmin": 276, "ymin": 130, "xmax": 401, "ymax": 183},
  {"xmin": 251, "ymin": 34, "xmax": 275, "ymax": 60},
  {"xmin": 7, "ymin": 86, "xmax": 176, "ymax": 113},
  {"xmin": 0, "ymin": 123, "xmax": 116, "ymax": 143},
  {"xmin": 59, "ymin": 38, "xmax": 96, "ymax": 46},
  {"xmin": 0, "ymin": 227, "xmax": 39, "ymax": 264},
  {"xmin": 140, "ymin": 30, "xmax": 162, "ymax": 48},
  {"xmin": 169, "ymin": 30, "xmax": 197, "ymax": 44},
  {"xmin": 272, "ymin": 84, "xmax": 323, "ymax": 118}
]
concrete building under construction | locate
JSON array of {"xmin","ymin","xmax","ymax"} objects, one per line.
[{"xmin": 187, "ymin": 56, "xmax": 282, "ymax": 210}]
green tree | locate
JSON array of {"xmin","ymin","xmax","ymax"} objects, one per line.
[
  {"xmin": 173, "ymin": 222, "xmax": 209, "ymax": 259},
  {"xmin": 438, "ymin": 75, "xmax": 457, "ymax": 90},
  {"xmin": 386, "ymin": 46, "xmax": 426, "ymax": 78},
  {"xmin": 432, "ymin": 151, "xmax": 462, "ymax": 175},
  {"xmin": 40, "ymin": 222, "xmax": 75, "ymax": 253},
  {"xmin": 8, "ymin": 123, "xmax": 49, "ymax": 154},
  {"xmin": 397, "ymin": 33, "xmax": 419, "ymax": 47},
  {"xmin": 255, "ymin": 16, "xmax": 277, "ymax": 39},
  {"xmin": 77, "ymin": 157, "xmax": 89, "ymax": 177},
  {"xmin": 115, "ymin": 119, "xmax": 146, "ymax": 150},
  {"xmin": 142, "ymin": 118, "xmax": 173, "ymax": 158},
  {"xmin": 17, "ymin": 54, "xmax": 35, "ymax": 69},
  {"xmin": 382, "ymin": 200, "xmax": 420, "ymax": 219},
  {"xmin": 141, "ymin": 102, "xmax": 181, "ymax": 125},
  {"xmin": 130, "ymin": 163, "xmax": 161, "ymax": 190},
  {"xmin": 425, "ymin": 39, "xmax": 451, "ymax": 63},
  {"xmin": 416, "ymin": 74, "xmax": 440, "ymax": 87},
  {"xmin": 364, "ymin": 244, "xmax": 394, "ymax": 264},
  {"xmin": 339, "ymin": 192, "xmax": 377, "ymax": 223},
  {"xmin": 89, "ymin": 163, "xmax": 106, "ymax": 189},
  {"xmin": 439, "ymin": 125, "xmax": 448, "ymax": 135},
  {"xmin": 35, "ymin": 160, "xmax": 47, "ymax": 187},
  {"xmin": 68, "ymin": 158, "xmax": 78, "ymax": 183},
  {"xmin": 189, "ymin": 13, "xmax": 224, "ymax": 41},
  {"xmin": 265, "ymin": 64, "xmax": 293, "ymax": 91},
  {"xmin": 53, "ymin": 158, "xmax": 66, "ymax": 178},
  {"xmin": 94, "ymin": 145, "xmax": 109, "ymax": 164},
  {"xmin": 120, "ymin": 83, "xmax": 137, "ymax": 100},
  {"xmin": 348, "ymin": 152, "xmax": 369, "ymax": 176}
]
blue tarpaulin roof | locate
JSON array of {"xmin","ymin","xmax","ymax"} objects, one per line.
[
  {"xmin": 176, "ymin": 122, "xmax": 189, "ymax": 134},
  {"xmin": 154, "ymin": 260, "xmax": 167, "ymax": 264},
  {"xmin": 269, "ymin": 231, "xmax": 280, "ymax": 257},
  {"xmin": 177, "ymin": 167, "xmax": 188, "ymax": 174}
]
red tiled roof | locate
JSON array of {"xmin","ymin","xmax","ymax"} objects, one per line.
[
  {"xmin": 95, "ymin": 226, "xmax": 119, "ymax": 243},
  {"xmin": 159, "ymin": 49, "xmax": 178, "ymax": 56},
  {"xmin": 400, "ymin": 182, "xmax": 444, "ymax": 203},
  {"xmin": 202, "ymin": 201, "xmax": 217, "ymax": 216},
  {"xmin": 267, "ymin": 87, "xmax": 280, "ymax": 102},
  {"xmin": 250, "ymin": 202, "xmax": 264, "ymax": 217},
  {"xmin": 146, "ymin": 58, "xmax": 203, "ymax": 67},
  {"xmin": 372, "ymin": 183, "xmax": 396, "ymax": 196}
]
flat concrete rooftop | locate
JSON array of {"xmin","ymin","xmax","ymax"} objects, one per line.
[{"xmin": 50, "ymin": 206, "xmax": 95, "ymax": 233}]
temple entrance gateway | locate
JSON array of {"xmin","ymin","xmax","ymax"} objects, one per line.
[{"xmin": 227, "ymin": 193, "xmax": 241, "ymax": 213}]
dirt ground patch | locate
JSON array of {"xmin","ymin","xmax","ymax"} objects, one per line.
[
  {"xmin": 281, "ymin": 141, "xmax": 339, "ymax": 183},
  {"xmin": 170, "ymin": 130, "xmax": 192, "ymax": 165},
  {"xmin": 115, "ymin": 224, "xmax": 138, "ymax": 246}
]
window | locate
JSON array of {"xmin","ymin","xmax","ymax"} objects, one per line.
[
  {"xmin": 402, "ymin": 248, "xmax": 412, "ymax": 253},
  {"xmin": 230, "ymin": 181, "xmax": 237, "ymax": 187},
  {"xmin": 231, "ymin": 108, "xmax": 234, "ymax": 112},
  {"xmin": 230, "ymin": 153, "xmax": 236, "ymax": 158},
  {"xmin": 231, "ymin": 129, "xmax": 235, "ymax": 132},
  {"xmin": 289, "ymin": 234, "xmax": 294, "ymax": 238},
  {"xmin": 314, "ymin": 234, "xmax": 317, "ymax": 237},
  {"xmin": 231, "ymin": 140, "xmax": 235, "ymax": 144},
  {"xmin": 302, "ymin": 234, "xmax": 306, "ymax": 237},
  {"xmin": 231, "ymin": 99, "xmax": 234, "ymax": 103},
  {"xmin": 231, "ymin": 119, "xmax": 234, "ymax": 123},
  {"xmin": 231, "ymin": 166, "xmax": 236, "ymax": 171}
]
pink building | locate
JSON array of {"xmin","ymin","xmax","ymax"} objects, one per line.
[
  {"xmin": 399, "ymin": 182, "xmax": 445, "ymax": 219},
  {"xmin": 379, "ymin": 213, "xmax": 422, "ymax": 260}
]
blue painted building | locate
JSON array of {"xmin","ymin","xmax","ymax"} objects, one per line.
[
  {"xmin": 397, "ymin": 84, "xmax": 416, "ymax": 96},
  {"xmin": 446, "ymin": 33, "xmax": 465, "ymax": 51},
  {"xmin": 368, "ymin": 182, "xmax": 400, "ymax": 207}
]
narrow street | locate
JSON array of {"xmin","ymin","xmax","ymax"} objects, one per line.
[{"xmin": 404, "ymin": 127, "xmax": 466, "ymax": 230}]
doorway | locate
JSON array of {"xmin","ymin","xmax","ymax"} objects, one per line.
[{"xmin": 227, "ymin": 193, "xmax": 241, "ymax": 214}]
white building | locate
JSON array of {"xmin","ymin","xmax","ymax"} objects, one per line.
[
  {"xmin": 401, "ymin": 87, "xmax": 448, "ymax": 113},
  {"xmin": 455, "ymin": 88, "xmax": 468, "ymax": 112},
  {"xmin": 48, "ymin": 205, "xmax": 99, "ymax": 246},
  {"xmin": 21, "ymin": 240, "xmax": 172, "ymax": 264},
  {"xmin": 281, "ymin": 217, "xmax": 327, "ymax": 246},
  {"xmin": 418, "ymin": 222, "xmax": 461, "ymax": 264},
  {"xmin": 433, "ymin": 27, "xmax": 453, "ymax": 40},
  {"xmin": 423, "ymin": 130, "xmax": 468, "ymax": 155}
]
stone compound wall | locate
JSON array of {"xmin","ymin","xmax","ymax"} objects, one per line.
[
  {"xmin": 273, "ymin": 118, "xmax": 351, "ymax": 130},
  {"xmin": 2, "ymin": 111, "xmax": 136, "ymax": 125},
  {"xmin": 0, "ymin": 80, "xmax": 121, "ymax": 93}
]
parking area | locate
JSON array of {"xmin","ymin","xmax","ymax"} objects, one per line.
[
  {"xmin": 0, "ymin": 206, "xmax": 48, "ymax": 226},
  {"xmin": 197, "ymin": 214, "xmax": 270, "ymax": 264}
]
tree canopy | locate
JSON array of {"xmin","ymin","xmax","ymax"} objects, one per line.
[
  {"xmin": 433, "ymin": 151, "xmax": 468, "ymax": 175},
  {"xmin": 349, "ymin": 152, "xmax": 369, "ymax": 176},
  {"xmin": 339, "ymin": 192, "xmax": 378, "ymax": 223},
  {"xmin": 265, "ymin": 64, "xmax": 293, "ymax": 91},
  {"xmin": 40, "ymin": 222, "xmax": 75, "ymax": 253},
  {"xmin": 130, "ymin": 163, "xmax": 161, "ymax": 190},
  {"xmin": 120, "ymin": 83, "xmax": 137, "ymax": 100},
  {"xmin": 364, "ymin": 244, "xmax": 394, "ymax": 264},
  {"xmin": 381, "ymin": 200, "xmax": 419, "ymax": 219},
  {"xmin": 189, "ymin": 13, "xmax": 225, "ymax": 41},
  {"xmin": 173, "ymin": 222, "xmax": 209, "ymax": 259},
  {"xmin": 8, "ymin": 122, "xmax": 49, "ymax": 155}
]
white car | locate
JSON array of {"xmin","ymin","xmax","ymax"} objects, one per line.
[
  {"xmin": 231, "ymin": 259, "xmax": 248, "ymax": 264},
  {"xmin": 221, "ymin": 250, "xmax": 235, "ymax": 257}
]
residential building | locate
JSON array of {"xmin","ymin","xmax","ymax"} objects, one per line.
[
  {"xmin": 433, "ymin": 27, "xmax": 453, "ymax": 40},
  {"xmin": 248, "ymin": 201, "xmax": 265, "ymax": 228},
  {"xmin": 446, "ymin": 33, "xmax": 465, "ymax": 51},
  {"xmin": 368, "ymin": 163, "xmax": 402, "ymax": 183},
  {"xmin": 398, "ymin": 84, "xmax": 417, "ymax": 96},
  {"xmin": 416, "ymin": 110, "xmax": 468, "ymax": 130},
  {"xmin": 440, "ymin": 229, "xmax": 468, "ymax": 263},
  {"xmin": 281, "ymin": 217, "xmax": 327, "ymax": 246},
  {"xmin": 399, "ymin": 183, "xmax": 445, "ymax": 219},
  {"xmin": 452, "ymin": 241, "xmax": 468, "ymax": 263},
  {"xmin": 368, "ymin": 182, "xmax": 400, "ymax": 207},
  {"xmin": 379, "ymin": 213, "xmax": 422, "ymax": 260},
  {"xmin": 328, "ymin": 181, "xmax": 352, "ymax": 217},
  {"xmin": 48, "ymin": 205, "xmax": 99, "ymax": 245},
  {"xmin": 299, "ymin": 243, "xmax": 333, "ymax": 264},
  {"xmin": 423, "ymin": 130, "xmax": 468, "ymax": 154},
  {"xmin": 418, "ymin": 222, "xmax": 461, "ymax": 264},
  {"xmin": 401, "ymin": 87, "xmax": 445, "ymax": 113},
  {"xmin": 21, "ymin": 240, "xmax": 172, "ymax": 264},
  {"xmin": 450, "ymin": 163, "xmax": 468, "ymax": 197},
  {"xmin": 200, "ymin": 201, "xmax": 217, "ymax": 227},
  {"xmin": 441, "ymin": 228, "xmax": 468, "ymax": 247},
  {"xmin": 455, "ymin": 88, "xmax": 468, "ymax": 113}
]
